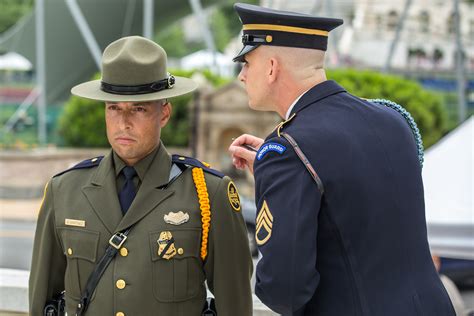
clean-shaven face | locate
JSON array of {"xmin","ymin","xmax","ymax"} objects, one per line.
[
  {"xmin": 238, "ymin": 47, "xmax": 272, "ymax": 111},
  {"xmin": 105, "ymin": 100, "xmax": 170, "ymax": 165}
]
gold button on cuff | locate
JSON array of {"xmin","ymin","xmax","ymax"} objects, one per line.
[
  {"xmin": 67, "ymin": 248, "xmax": 73, "ymax": 255},
  {"xmin": 177, "ymin": 248, "xmax": 184, "ymax": 255},
  {"xmin": 116, "ymin": 312, "xmax": 125, "ymax": 316},
  {"xmin": 266, "ymin": 35, "xmax": 273, "ymax": 42},
  {"xmin": 116, "ymin": 279, "xmax": 126, "ymax": 290},
  {"xmin": 178, "ymin": 157, "xmax": 186, "ymax": 161},
  {"xmin": 120, "ymin": 247, "xmax": 128, "ymax": 257},
  {"xmin": 91, "ymin": 157, "xmax": 98, "ymax": 162}
]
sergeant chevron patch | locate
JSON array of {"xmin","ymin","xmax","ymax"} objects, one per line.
[{"xmin": 256, "ymin": 200, "xmax": 273, "ymax": 245}]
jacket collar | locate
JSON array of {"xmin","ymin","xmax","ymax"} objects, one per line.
[
  {"xmin": 289, "ymin": 80, "xmax": 346, "ymax": 117},
  {"xmin": 82, "ymin": 142, "xmax": 174, "ymax": 234}
]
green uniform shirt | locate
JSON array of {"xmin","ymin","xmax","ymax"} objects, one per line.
[{"xmin": 29, "ymin": 143, "xmax": 253, "ymax": 315}]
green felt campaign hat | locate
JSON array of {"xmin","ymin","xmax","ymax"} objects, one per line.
[{"xmin": 71, "ymin": 36, "xmax": 197, "ymax": 102}]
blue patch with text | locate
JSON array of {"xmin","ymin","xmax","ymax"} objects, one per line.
[{"xmin": 256, "ymin": 142, "xmax": 287, "ymax": 161}]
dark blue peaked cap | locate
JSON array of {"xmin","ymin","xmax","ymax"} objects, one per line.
[{"xmin": 233, "ymin": 3, "xmax": 343, "ymax": 62}]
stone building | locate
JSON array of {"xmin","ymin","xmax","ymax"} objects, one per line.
[{"xmin": 193, "ymin": 81, "xmax": 280, "ymax": 195}]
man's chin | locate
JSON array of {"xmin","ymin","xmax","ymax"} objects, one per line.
[
  {"xmin": 112, "ymin": 146, "xmax": 135, "ymax": 159},
  {"xmin": 248, "ymin": 102, "xmax": 269, "ymax": 112}
]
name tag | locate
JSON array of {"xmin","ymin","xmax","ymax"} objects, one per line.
[{"xmin": 65, "ymin": 219, "xmax": 86, "ymax": 227}]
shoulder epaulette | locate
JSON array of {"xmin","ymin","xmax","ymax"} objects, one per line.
[
  {"xmin": 172, "ymin": 155, "xmax": 225, "ymax": 178},
  {"xmin": 54, "ymin": 156, "xmax": 104, "ymax": 177}
]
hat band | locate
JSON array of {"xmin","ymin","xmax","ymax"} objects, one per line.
[
  {"xmin": 243, "ymin": 24, "xmax": 328, "ymax": 36},
  {"xmin": 101, "ymin": 74, "xmax": 175, "ymax": 95}
]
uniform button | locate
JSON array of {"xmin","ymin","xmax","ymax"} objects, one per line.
[
  {"xmin": 178, "ymin": 156, "xmax": 185, "ymax": 160},
  {"xmin": 91, "ymin": 157, "xmax": 98, "ymax": 162},
  {"xmin": 177, "ymin": 248, "xmax": 184, "ymax": 255},
  {"xmin": 116, "ymin": 312, "xmax": 125, "ymax": 316},
  {"xmin": 116, "ymin": 279, "xmax": 126, "ymax": 290},
  {"xmin": 67, "ymin": 248, "xmax": 73, "ymax": 255},
  {"xmin": 120, "ymin": 247, "xmax": 128, "ymax": 257}
]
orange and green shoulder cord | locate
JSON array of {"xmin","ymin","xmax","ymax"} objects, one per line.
[{"xmin": 192, "ymin": 168, "xmax": 211, "ymax": 260}]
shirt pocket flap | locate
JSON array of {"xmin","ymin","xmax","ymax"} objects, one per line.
[{"xmin": 59, "ymin": 227, "xmax": 100, "ymax": 263}]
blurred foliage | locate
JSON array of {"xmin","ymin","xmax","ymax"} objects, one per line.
[
  {"xmin": 0, "ymin": 103, "xmax": 62, "ymax": 149},
  {"xmin": 155, "ymin": 0, "xmax": 258, "ymax": 57},
  {"xmin": 59, "ymin": 70, "xmax": 230, "ymax": 148},
  {"xmin": 210, "ymin": 0, "xmax": 259, "ymax": 53},
  {"xmin": 327, "ymin": 69, "xmax": 448, "ymax": 148},
  {"xmin": 210, "ymin": 8, "xmax": 232, "ymax": 52},
  {"xmin": 0, "ymin": 0, "xmax": 33, "ymax": 34},
  {"xmin": 155, "ymin": 25, "xmax": 205, "ymax": 58},
  {"xmin": 58, "ymin": 97, "xmax": 108, "ymax": 148}
]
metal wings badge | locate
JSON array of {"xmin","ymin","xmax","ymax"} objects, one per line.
[
  {"xmin": 164, "ymin": 211, "xmax": 190, "ymax": 226},
  {"xmin": 157, "ymin": 231, "xmax": 177, "ymax": 260}
]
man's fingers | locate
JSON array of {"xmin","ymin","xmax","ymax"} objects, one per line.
[
  {"xmin": 231, "ymin": 134, "xmax": 264, "ymax": 149},
  {"xmin": 229, "ymin": 145, "xmax": 256, "ymax": 164}
]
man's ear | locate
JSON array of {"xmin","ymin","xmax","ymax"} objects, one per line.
[
  {"xmin": 160, "ymin": 102, "xmax": 172, "ymax": 128},
  {"xmin": 268, "ymin": 57, "xmax": 279, "ymax": 84}
]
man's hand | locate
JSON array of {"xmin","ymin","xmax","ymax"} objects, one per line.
[{"xmin": 228, "ymin": 134, "xmax": 264, "ymax": 174}]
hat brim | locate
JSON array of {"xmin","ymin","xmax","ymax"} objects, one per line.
[
  {"xmin": 71, "ymin": 76, "xmax": 198, "ymax": 102},
  {"xmin": 232, "ymin": 45, "xmax": 260, "ymax": 62}
]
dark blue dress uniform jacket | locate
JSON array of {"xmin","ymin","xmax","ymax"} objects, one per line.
[{"xmin": 253, "ymin": 80, "xmax": 455, "ymax": 316}]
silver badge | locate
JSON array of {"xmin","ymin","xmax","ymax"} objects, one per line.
[{"xmin": 164, "ymin": 211, "xmax": 189, "ymax": 226}]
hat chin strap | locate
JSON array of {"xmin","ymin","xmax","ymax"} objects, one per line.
[{"xmin": 101, "ymin": 73, "xmax": 175, "ymax": 95}]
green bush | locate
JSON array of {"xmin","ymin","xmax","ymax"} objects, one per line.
[
  {"xmin": 58, "ymin": 95, "xmax": 108, "ymax": 148},
  {"xmin": 59, "ymin": 70, "xmax": 230, "ymax": 147},
  {"xmin": 327, "ymin": 69, "xmax": 448, "ymax": 148}
]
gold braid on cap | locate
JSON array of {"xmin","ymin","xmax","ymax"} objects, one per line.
[{"xmin": 192, "ymin": 168, "xmax": 211, "ymax": 260}]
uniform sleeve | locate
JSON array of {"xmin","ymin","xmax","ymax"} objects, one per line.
[
  {"xmin": 204, "ymin": 176, "xmax": 253, "ymax": 316},
  {"xmin": 254, "ymin": 136, "xmax": 322, "ymax": 315},
  {"xmin": 29, "ymin": 180, "xmax": 66, "ymax": 314}
]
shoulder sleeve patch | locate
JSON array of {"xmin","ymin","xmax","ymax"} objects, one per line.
[
  {"xmin": 256, "ymin": 142, "xmax": 287, "ymax": 161},
  {"xmin": 53, "ymin": 156, "xmax": 103, "ymax": 177},
  {"xmin": 227, "ymin": 181, "xmax": 241, "ymax": 212},
  {"xmin": 171, "ymin": 155, "xmax": 225, "ymax": 178}
]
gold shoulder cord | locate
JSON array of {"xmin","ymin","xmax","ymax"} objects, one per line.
[
  {"xmin": 37, "ymin": 181, "xmax": 49, "ymax": 215},
  {"xmin": 192, "ymin": 168, "xmax": 211, "ymax": 260}
]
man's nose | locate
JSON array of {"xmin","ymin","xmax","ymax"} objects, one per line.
[
  {"xmin": 238, "ymin": 68, "xmax": 246, "ymax": 82},
  {"xmin": 118, "ymin": 112, "xmax": 132, "ymax": 130}
]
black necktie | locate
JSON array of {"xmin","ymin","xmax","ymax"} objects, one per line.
[{"xmin": 119, "ymin": 166, "xmax": 137, "ymax": 214}]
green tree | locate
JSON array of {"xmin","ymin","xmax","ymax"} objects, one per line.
[
  {"xmin": 155, "ymin": 24, "xmax": 205, "ymax": 58},
  {"xmin": 0, "ymin": 0, "xmax": 33, "ymax": 34},
  {"xmin": 210, "ymin": 8, "xmax": 232, "ymax": 53},
  {"xmin": 58, "ymin": 96, "xmax": 108, "ymax": 148},
  {"xmin": 327, "ymin": 69, "xmax": 448, "ymax": 148}
]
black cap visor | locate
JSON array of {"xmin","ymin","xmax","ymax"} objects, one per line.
[{"xmin": 233, "ymin": 44, "xmax": 260, "ymax": 62}]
